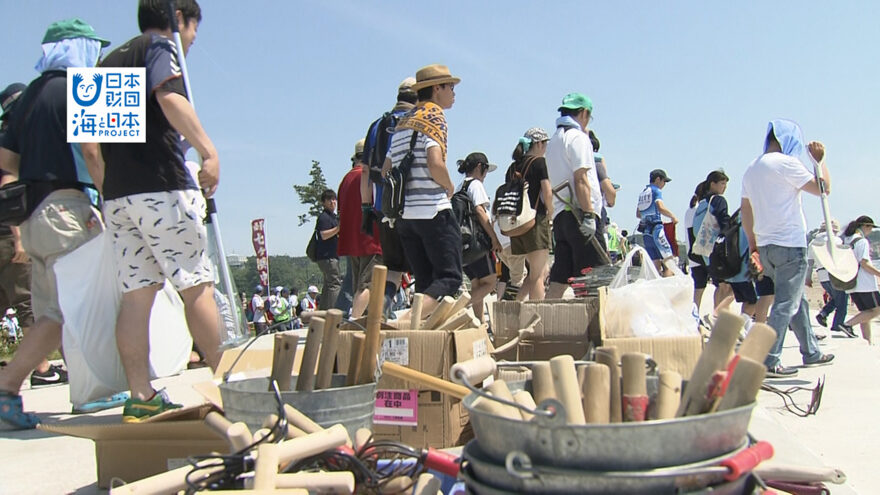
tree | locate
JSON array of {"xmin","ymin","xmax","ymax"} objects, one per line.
[
  {"xmin": 293, "ymin": 160, "xmax": 329, "ymax": 226},
  {"xmin": 231, "ymin": 255, "xmax": 336, "ymax": 299}
]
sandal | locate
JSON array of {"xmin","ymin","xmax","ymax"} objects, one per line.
[{"xmin": 0, "ymin": 390, "xmax": 40, "ymax": 429}]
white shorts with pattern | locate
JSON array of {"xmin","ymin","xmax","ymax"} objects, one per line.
[{"xmin": 103, "ymin": 189, "xmax": 213, "ymax": 292}]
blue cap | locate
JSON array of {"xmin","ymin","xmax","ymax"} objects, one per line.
[{"xmin": 254, "ymin": 284, "xmax": 263, "ymax": 292}]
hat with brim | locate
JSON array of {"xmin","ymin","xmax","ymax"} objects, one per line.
[
  {"xmin": 650, "ymin": 169, "xmax": 671, "ymax": 182},
  {"xmin": 0, "ymin": 83, "xmax": 26, "ymax": 121},
  {"xmin": 43, "ymin": 18, "xmax": 110, "ymax": 47},
  {"xmin": 558, "ymin": 92, "xmax": 593, "ymax": 113},
  {"xmin": 352, "ymin": 138, "xmax": 365, "ymax": 161},
  {"xmin": 410, "ymin": 64, "xmax": 460, "ymax": 91},
  {"xmin": 856, "ymin": 215, "xmax": 877, "ymax": 228}
]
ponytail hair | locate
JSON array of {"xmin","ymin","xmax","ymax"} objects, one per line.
[
  {"xmin": 689, "ymin": 183, "xmax": 702, "ymax": 208},
  {"xmin": 843, "ymin": 219, "xmax": 861, "ymax": 237},
  {"xmin": 512, "ymin": 138, "xmax": 531, "ymax": 161}
]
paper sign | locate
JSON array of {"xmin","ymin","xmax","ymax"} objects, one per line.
[
  {"xmin": 473, "ymin": 338, "xmax": 488, "ymax": 358},
  {"xmin": 380, "ymin": 337, "xmax": 409, "ymax": 366},
  {"xmin": 374, "ymin": 389, "xmax": 418, "ymax": 426}
]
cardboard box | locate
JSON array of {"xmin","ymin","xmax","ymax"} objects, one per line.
[
  {"xmin": 597, "ymin": 287, "xmax": 702, "ymax": 377},
  {"xmin": 39, "ymin": 404, "xmax": 227, "ymax": 489},
  {"xmin": 336, "ymin": 326, "xmax": 489, "ymax": 449},
  {"xmin": 487, "ymin": 298, "xmax": 601, "ymax": 360}
]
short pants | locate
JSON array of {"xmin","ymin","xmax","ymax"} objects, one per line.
[
  {"xmin": 464, "ymin": 252, "xmax": 495, "ymax": 280},
  {"xmin": 729, "ymin": 277, "xmax": 775, "ymax": 305},
  {"xmin": 350, "ymin": 254, "xmax": 381, "ymax": 292},
  {"xmin": 104, "ymin": 189, "xmax": 213, "ymax": 292},
  {"xmin": 852, "ymin": 291, "xmax": 880, "ymax": 311},
  {"xmin": 643, "ymin": 223, "xmax": 673, "ymax": 261}
]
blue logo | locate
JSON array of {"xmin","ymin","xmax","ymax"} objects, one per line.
[{"xmin": 71, "ymin": 73, "xmax": 103, "ymax": 107}]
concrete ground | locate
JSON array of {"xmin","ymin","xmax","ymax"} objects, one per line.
[{"xmin": 0, "ymin": 306, "xmax": 875, "ymax": 494}]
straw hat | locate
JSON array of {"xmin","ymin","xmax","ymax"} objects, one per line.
[{"xmin": 410, "ymin": 64, "xmax": 460, "ymax": 91}]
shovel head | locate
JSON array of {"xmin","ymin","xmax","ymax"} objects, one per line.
[{"xmin": 810, "ymin": 239, "xmax": 859, "ymax": 285}]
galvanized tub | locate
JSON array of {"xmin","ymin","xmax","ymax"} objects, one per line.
[
  {"xmin": 461, "ymin": 440, "xmax": 751, "ymax": 494},
  {"xmin": 219, "ymin": 375, "xmax": 375, "ymax": 438},
  {"xmin": 464, "ymin": 378, "xmax": 755, "ymax": 471}
]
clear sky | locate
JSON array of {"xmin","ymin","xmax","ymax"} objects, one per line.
[{"xmin": 3, "ymin": 1, "xmax": 878, "ymax": 256}]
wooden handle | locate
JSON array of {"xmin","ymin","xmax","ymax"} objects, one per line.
[
  {"xmin": 277, "ymin": 424, "xmax": 351, "ymax": 465},
  {"xmin": 421, "ymin": 296, "xmax": 455, "ymax": 330},
  {"xmin": 737, "ymin": 322, "xmax": 776, "ymax": 364},
  {"xmin": 253, "ymin": 443, "xmax": 280, "ymax": 489},
  {"xmin": 270, "ymin": 332, "xmax": 300, "ymax": 391},
  {"xmin": 531, "ymin": 361, "xmax": 556, "ymax": 405},
  {"xmin": 283, "ymin": 404, "xmax": 323, "ymax": 434},
  {"xmin": 274, "ymin": 472, "xmax": 356, "ymax": 493},
  {"xmin": 754, "ymin": 464, "xmax": 847, "ymax": 484},
  {"xmin": 450, "ymin": 356, "xmax": 496, "ymax": 385},
  {"xmin": 205, "ymin": 412, "xmax": 254, "ymax": 453},
  {"xmin": 582, "ymin": 363, "xmax": 610, "ymax": 424},
  {"xmin": 108, "ymin": 460, "xmax": 223, "ymax": 494},
  {"xmin": 678, "ymin": 310, "xmax": 742, "ymax": 416},
  {"xmin": 550, "ymin": 355, "xmax": 586, "ymax": 425},
  {"xmin": 512, "ymin": 390, "xmax": 537, "ymax": 421},
  {"xmin": 205, "ymin": 411, "xmax": 233, "ymax": 436},
  {"xmin": 354, "ymin": 427, "xmax": 373, "ymax": 450},
  {"xmin": 413, "ymin": 473, "xmax": 441, "ymax": 495},
  {"xmin": 358, "ymin": 265, "xmax": 388, "ymax": 383},
  {"xmin": 316, "ymin": 309, "xmax": 343, "ymax": 389},
  {"xmin": 381, "ymin": 476, "xmax": 414, "ymax": 494},
  {"xmin": 717, "ymin": 356, "xmax": 766, "ymax": 411},
  {"xmin": 655, "ymin": 370, "xmax": 682, "ymax": 420},
  {"xmin": 296, "ymin": 317, "xmax": 325, "ymax": 392},
  {"xmin": 485, "ymin": 379, "xmax": 523, "ymax": 420},
  {"xmin": 345, "ymin": 333, "xmax": 365, "ymax": 386},
  {"xmin": 621, "ymin": 353, "xmax": 648, "ymax": 422},
  {"xmin": 410, "ymin": 293, "xmax": 425, "ymax": 329},
  {"xmin": 448, "ymin": 292, "xmax": 472, "ymax": 319},
  {"xmin": 382, "ymin": 361, "xmax": 469, "ymax": 399},
  {"xmin": 595, "ymin": 346, "xmax": 622, "ymax": 423},
  {"xmin": 437, "ymin": 308, "xmax": 473, "ymax": 331}
]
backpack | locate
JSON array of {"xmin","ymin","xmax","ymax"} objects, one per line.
[
  {"xmin": 708, "ymin": 208, "xmax": 746, "ymax": 280},
  {"xmin": 366, "ymin": 111, "xmax": 403, "ymax": 184},
  {"xmin": 493, "ymin": 156, "xmax": 537, "ymax": 237},
  {"xmin": 306, "ymin": 228, "xmax": 318, "ymax": 262},
  {"xmin": 381, "ymin": 131, "xmax": 418, "ymax": 220},
  {"xmin": 452, "ymin": 178, "xmax": 492, "ymax": 266}
]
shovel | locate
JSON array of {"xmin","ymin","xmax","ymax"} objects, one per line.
[{"xmin": 807, "ymin": 153, "xmax": 858, "ymax": 287}]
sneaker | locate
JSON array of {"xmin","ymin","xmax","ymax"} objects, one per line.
[
  {"xmin": 765, "ymin": 365, "xmax": 799, "ymax": 379},
  {"xmin": 72, "ymin": 392, "xmax": 130, "ymax": 414},
  {"xmin": 0, "ymin": 390, "xmax": 40, "ymax": 429},
  {"xmin": 833, "ymin": 324, "xmax": 858, "ymax": 338},
  {"xmin": 815, "ymin": 313, "xmax": 828, "ymax": 328},
  {"xmin": 30, "ymin": 364, "xmax": 68, "ymax": 387},
  {"xmin": 803, "ymin": 353, "xmax": 835, "ymax": 367},
  {"xmin": 121, "ymin": 389, "xmax": 182, "ymax": 423}
]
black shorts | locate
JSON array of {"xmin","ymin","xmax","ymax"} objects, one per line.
[
  {"xmin": 729, "ymin": 281, "xmax": 758, "ymax": 305},
  {"xmin": 691, "ymin": 265, "xmax": 709, "ymax": 290},
  {"xmin": 851, "ymin": 291, "xmax": 880, "ymax": 311},
  {"xmin": 378, "ymin": 220, "xmax": 409, "ymax": 273},
  {"xmin": 549, "ymin": 210, "xmax": 607, "ymax": 284},
  {"xmin": 465, "ymin": 253, "xmax": 495, "ymax": 280},
  {"xmin": 755, "ymin": 276, "xmax": 774, "ymax": 297}
]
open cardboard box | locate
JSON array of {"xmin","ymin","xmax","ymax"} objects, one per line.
[
  {"xmin": 39, "ymin": 404, "xmax": 227, "ymax": 489},
  {"xmin": 336, "ymin": 326, "xmax": 490, "ymax": 449}
]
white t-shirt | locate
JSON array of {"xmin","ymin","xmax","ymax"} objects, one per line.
[
  {"xmin": 251, "ymin": 294, "xmax": 266, "ymax": 323},
  {"xmin": 545, "ymin": 126, "xmax": 601, "ymax": 217},
  {"xmin": 387, "ymin": 130, "xmax": 449, "ymax": 220},
  {"xmin": 741, "ymin": 152, "xmax": 813, "ymax": 248},
  {"xmin": 301, "ymin": 294, "xmax": 318, "ymax": 311},
  {"xmin": 684, "ymin": 205, "xmax": 699, "ymax": 268},
  {"xmin": 807, "ymin": 232, "xmax": 842, "ymax": 283},
  {"xmin": 460, "ymin": 178, "xmax": 490, "ymax": 209},
  {"xmin": 844, "ymin": 234, "xmax": 878, "ymax": 293},
  {"xmin": 288, "ymin": 295, "xmax": 299, "ymax": 311}
]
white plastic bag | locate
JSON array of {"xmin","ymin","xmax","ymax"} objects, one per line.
[
  {"xmin": 55, "ymin": 231, "xmax": 192, "ymax": 407},
  {"xmin": 692, "ymin": 196, "xmax": 720, "ymax": 257},
  {"xmin": 604, "ymin": 246, "xmax": 698, "ymax": 338}
]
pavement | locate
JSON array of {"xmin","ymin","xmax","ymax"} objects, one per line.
[{"xmin": 0, "ymin": 308, "xmax": 876, "ymax": 494}]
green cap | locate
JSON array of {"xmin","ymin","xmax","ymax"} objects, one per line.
[
  {"xmin": 558, "ymin": 92, "xmax": 593, "ymax": 113},
  {"xmin": 42, "ymin": 18, "xmax": 110, "ymax": 47}
]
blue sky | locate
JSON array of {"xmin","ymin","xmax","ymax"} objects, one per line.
[{"xmin": 3, "ymin": 1, "xmax": 878, "ymax": 256}]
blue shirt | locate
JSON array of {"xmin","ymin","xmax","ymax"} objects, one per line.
[{"xmin": 637, "ymin": 184, "xmax": 663, "ymax": 224}]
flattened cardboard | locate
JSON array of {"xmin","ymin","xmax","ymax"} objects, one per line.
[
  {"xmin": 487, "ymin": 298, "xmax": 599, "ymax": 360},
  {"xmin": 38, "ymin": 404, "xmax": 227, "ymax": 489},
  {"xmin": 336, "ymin": 326, "xmax": 489, "ymax": 448}
]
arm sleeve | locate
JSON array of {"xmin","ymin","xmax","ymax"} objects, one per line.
[
  {"xmin": 781, "ymin": 158, "xmax": 814, "ymax": 190},
  {"xmin": 316, "ymin": 212, "xmax": 332, "ymax": 231},
  {"xmin": 711, "ymin": 196, "xmax": 730, "ymax": 231},
  {"xmin": 564, "ymin": 132, "xmax": 593, "ymax": 173},
  {"xmin": 595, "ymin": 159, "xmax": 608, "ymax": 182},
  {"xmin": 145, "ymin": 36, "xmax": 186, "ymax": 96},
  {"xmin": 424, "ymin": 135, "xmax": 440, "ymax": 150},
  {"xmin": 468, "ymin": 180, "xmax": 490, "ymax": 208}
]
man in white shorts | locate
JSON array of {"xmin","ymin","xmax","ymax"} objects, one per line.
[{"xmin": 98, "ymin": 0, "xmax": 221, "ymax": 422}]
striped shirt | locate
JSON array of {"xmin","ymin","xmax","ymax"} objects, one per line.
[{"xmin": 387, "ymin": 129, "xmax": 450, "ymax": 220}]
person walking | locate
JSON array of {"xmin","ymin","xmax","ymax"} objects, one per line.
[
  {"xmin": 839, "ymin": 216, "xmax": 880, "ymax": 342},
  {"xmin": 636, "ymin": 169, "xmax": 678, "ymax": 277},
  {"xmin": 251, "ymin": 285, "xmax": 267, "ymax": 333},
  {"xmin": 383, "ymin": 64, "xmax": 462, "ymax": 316},
  {"xmin": 457, "ymin": 152, "xmax": 501, "ymax": 323},
  {"xmin": 545, "ymin": 93, "xmax": 604, "ymax": 299},
  {"xmin": 807, "ymin": 220, "xmax": 853, "ymax": 337},
  {"xmin": 0, "ymin": 18, "xmax": 108, "ymax": 429},
  {"xmin": 504, "ymin": 128, "xmax": 553, "ymax": 301},
  {"xmin": 270, "ymin": 287, "xmax": 293, "ymax": 331},
  {"xmin": 315, "ymin": 189, "xmax": 342, "ymax": 310},
  {"xmin": 741, "ymin": 119, "xmax": 834, "ymax": 378}
]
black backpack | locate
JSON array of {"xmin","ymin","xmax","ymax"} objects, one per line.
[
  {"xmin": 452, "ymin": 178, "xmax": 492, "ymax": 266},
  {"xmin": 381, "ymin": 131, "xmax": 418, "ymax": 220},
  {"xmin": 366, "ymin": 111, "xmax": 403, "ymax": 184},
  {"xmin": 708, "ymin": 208, "xmax": 746, "ymax": 280}
]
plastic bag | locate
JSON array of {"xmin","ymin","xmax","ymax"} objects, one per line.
[
  {"xmin": 55, "ymin": 231, "xmax": 192, "ymax": 407},
  {"xmin": 604, "ymin": 246, "xmax": 698, "ymax": 338}
]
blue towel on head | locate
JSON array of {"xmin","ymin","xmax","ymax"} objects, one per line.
[{"xmin": 765, "ymin": 119, "xmax": 804, "ymax": 157}]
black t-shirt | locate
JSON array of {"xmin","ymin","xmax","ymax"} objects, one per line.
[
  {"xmin": 99, "ymin": 33, "xmax": 197, "ymax": 200},
  {"xmin": 0, "ymin": 168, "xmax": 11, "ymax": 236},
  {"xmin": 315, "ymin": 209, "xmax": 339, "ymax": 260},
  {"xmin": 505, "ymin": 155, "xmax": 550, "ymax": 216},
  {"xmin": 1, "ymin": 71, "xmax": 78, "ymax": 185}
]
